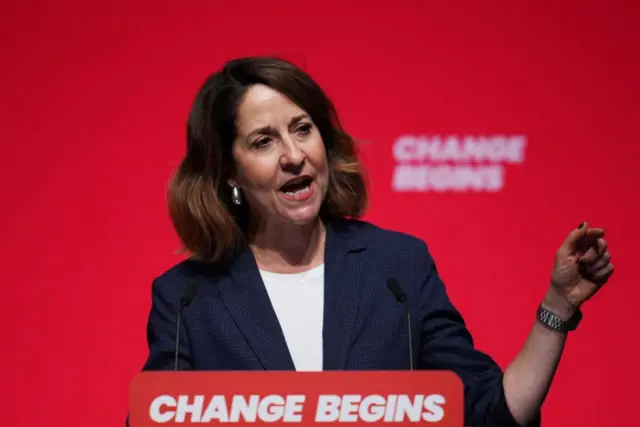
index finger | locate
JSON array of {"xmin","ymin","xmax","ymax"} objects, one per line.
[
  {"xmin": 575, "ymin": 229, "xmax": 606, "ymax": 256},
  {"xmin": 584, "ymin": 228, "xmax": 605, "ymax": 239}
]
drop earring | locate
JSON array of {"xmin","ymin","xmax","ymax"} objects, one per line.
[{"xmin": 231, "ymin": 186, "xmax": 242, "ymax": 206}]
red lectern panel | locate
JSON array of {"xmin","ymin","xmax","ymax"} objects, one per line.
[{"xmin": 129, "ymin": 371, "xmax": 463, "ymax": 426}]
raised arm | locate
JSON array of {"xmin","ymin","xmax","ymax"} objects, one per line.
[
  {"xmin": 502, "ymin": 223, "xmax": 613, "ymax": 424},
  {"xmin": 417, "ymin": 222, "xmax": 613, "ymax": 426}
]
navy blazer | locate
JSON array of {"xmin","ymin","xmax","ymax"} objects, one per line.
[{"xmin": 139, "ymin": 218, "xmax": 541, "ymax": 427}]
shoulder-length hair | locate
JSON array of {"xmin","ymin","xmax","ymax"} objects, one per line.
[{"xmin": 168, "ymin": 56, "xmax": 368, "ymax": 263}]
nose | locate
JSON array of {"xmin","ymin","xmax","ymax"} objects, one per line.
[{"xmin": 280, "ymin": 138, "xmax": 305, "ymax": 173}]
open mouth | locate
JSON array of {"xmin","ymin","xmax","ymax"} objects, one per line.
[{"xmin": 279, "ymin": 175, "xmax": 313, "ymax": 197}]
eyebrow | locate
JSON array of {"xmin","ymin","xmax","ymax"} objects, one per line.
[{"xmin": 246, "ymin": 114, "xmax": 310, "ymax": 140}]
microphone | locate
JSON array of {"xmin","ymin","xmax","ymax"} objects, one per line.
[
  {"xmin": 174, "ymin": 281, "xmax": 198, "ymax": 371},
  {"xmin": 386, "ymin": 278, "xmax": 414, "ymax": 370}
]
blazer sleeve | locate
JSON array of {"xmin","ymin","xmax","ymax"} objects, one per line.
[
  {"xmin": 416, "ymin": 242, "xmax": 541, "ymax": 427},
  {"xmin": 142, "ymin": 278, "xmax": 193, "ymax": 371}
]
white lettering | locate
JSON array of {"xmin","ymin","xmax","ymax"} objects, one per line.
[
  {"xmin": 339, "ymin": 394, "xmax": 361, "ymax": 422},
  {"xmin": 283, "ymin": 395, "xmax": 306, "ymax": 422},
  {"xmin": 392, "ymin": 134, "xmax": 527, "ymax": 164},
  {"xmin": 201, "ymin": 396, "xmax": 229, "ymax": 422},
  {"xmin": 359, "ymin": 394, "xmax": 386, "ymax": 422},
  {"xmin": 506, "ymin": 134, "xmax": 527, "ymax": 163},
  {"xmin": 175, "ymin": 395, "xmax": 204, "ymax": 422},
  {"xmin": 314, "ymin": 394, "xmax": 446, "ymax": 422},
  {"xmin": 423, "ymin": 394, "xmax": 446, "ymax": 422},
  {"xmin": 256, "ymin": 394, "xmax": 305, "ymax": 422},
  {"xmin": 149, "ymin": 395, "xmax": 176, "ymax": 423},
  {"xmin": 228, "ymin": 395, "xmax": 259, "ymax": 422},
  {"xmin": 384, "ymin": 395, "xmax": 397, "ymax": 421},
  {"xmin": 394, "ymin": 395, "xmax": 423, "ymax": 422},
  {"xmin": 258, "ymin": 395, "xmax": 285, "ymax": 422},
  {"xmin": 392, "ymin": 135, "xmax": 417, "ymax": 162},
  {"xmin": 149, "ymin": 394, "xmax": 306, "ymax": 423},
  {"xmin": 315, "ymin": 395, "xmax": 341, "ymax": 422},
  {"xmin": 392, "ymin": 164, "xmax": 428, "ymax": 191},
  {"xmin": 392, "ymin": 165, "xmax": 504, "ymax": 192},
  {"xmin": 146, "ymin": 394, "xmax": 443, "ymax": 423}
]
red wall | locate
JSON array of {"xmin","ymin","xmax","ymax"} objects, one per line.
[{"xmin": 1, "ymin": 1, "xmax": 637, "ymax": 425}]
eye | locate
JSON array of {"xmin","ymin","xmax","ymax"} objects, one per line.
[
  {"xmin": 252, "ymin": 137, "xmax": 271, "ymax": 149},
  {"xmin": 296, "ymin": 123, "xmax": 312, "ymax": 136}
]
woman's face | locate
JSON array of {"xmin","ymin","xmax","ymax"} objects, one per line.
[{"xmin": 230, "ymin": 84, "xmax": 329, "ymax": 226}]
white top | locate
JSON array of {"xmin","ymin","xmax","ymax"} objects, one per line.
[{"xmin": 259, "ymin": 264, "xmax": 324, "ymax": 371}]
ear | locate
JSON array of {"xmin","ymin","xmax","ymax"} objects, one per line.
[{"xmin": 227, "ymin": 178, "xmax": 237, "ymax": 188}]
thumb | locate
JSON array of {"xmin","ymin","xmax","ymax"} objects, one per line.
[{"xmin": 563, "ymin": 221, "xmax": 589, "ymax": 250}]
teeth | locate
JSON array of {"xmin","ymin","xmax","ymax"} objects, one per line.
[{"xmin": 284, "ymin": 185, "xmax": 310, "ymax": 196}]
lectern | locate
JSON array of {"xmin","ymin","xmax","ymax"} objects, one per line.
[{"xmin": 129, "ymin": 371, "xmax": 463, "ymax": 426}]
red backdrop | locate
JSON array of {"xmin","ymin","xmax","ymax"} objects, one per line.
[{"xmin": 1, "ymin": 1, "xmax": 638, "ymax": 426}]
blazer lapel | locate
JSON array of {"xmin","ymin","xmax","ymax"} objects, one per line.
[
  {"xmin": 215, "ymin": 247, "xmax": 296, "ymax": 370},
  {"xmin": 322, "ymin": 220, "xmax": 368, "ymax": 370}
]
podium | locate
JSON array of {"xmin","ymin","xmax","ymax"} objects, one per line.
[{"xmin": 129, "ymin": 371, "xmax": 463, "ymax": 426}]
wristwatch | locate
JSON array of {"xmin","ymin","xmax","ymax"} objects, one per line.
[{"xmin": 536, "ymin": 304, "xmax": 582, "ymax": 333}]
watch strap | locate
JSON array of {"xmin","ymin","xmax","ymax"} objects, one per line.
[{"xmin": 536, "ymin": 304, "xmax": 582, "ymax": 332}]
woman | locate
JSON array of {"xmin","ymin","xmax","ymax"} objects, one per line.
[{"xmin": 141, "ymin": 57, "xmax": 614, "ymax": 426}]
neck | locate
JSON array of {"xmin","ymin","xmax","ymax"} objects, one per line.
[{"xmin": 248, "ymin": 217, "xmax": 326, "ymax": 273}]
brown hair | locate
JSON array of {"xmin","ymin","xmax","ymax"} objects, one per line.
[{"xmin": 168, "ymin": 56, "xmax": 368, "ymax": 263}]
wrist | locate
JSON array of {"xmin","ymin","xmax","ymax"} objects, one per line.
[{"xmin": 543, "ymin": 288, "xmax": 577, "ymax": 321}]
